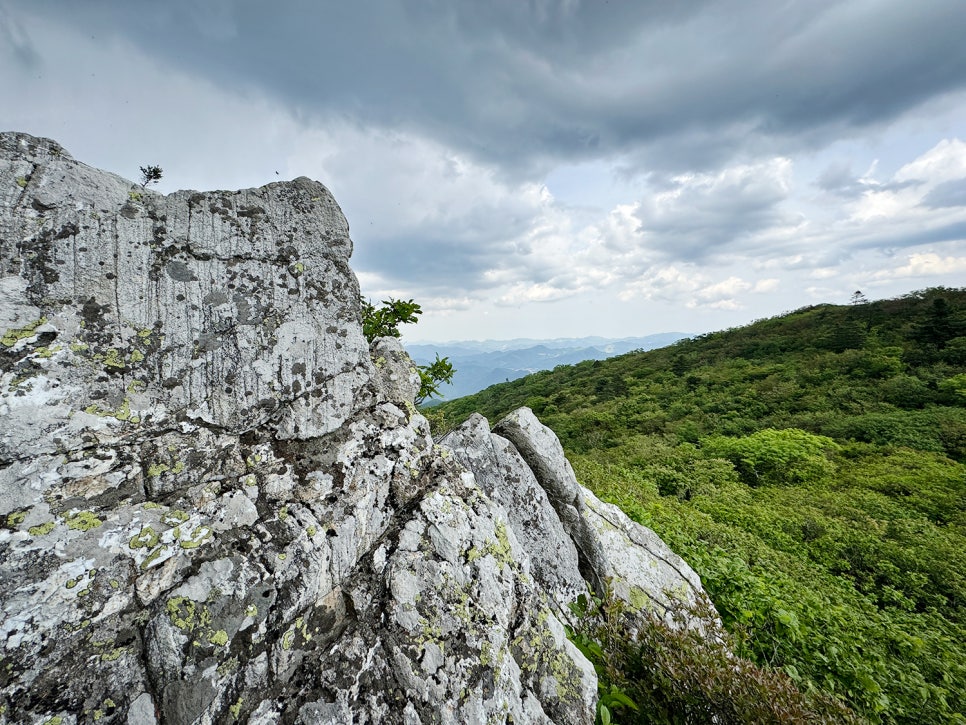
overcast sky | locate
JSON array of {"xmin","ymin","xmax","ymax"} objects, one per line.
[{"xmin": 3, "ymin": 0, "xmax": 966, "ymax": 342}]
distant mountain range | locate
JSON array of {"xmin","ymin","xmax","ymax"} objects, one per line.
[{"xmin": 406, "ymin": 333, "xmax": 691, "ymax": 402}]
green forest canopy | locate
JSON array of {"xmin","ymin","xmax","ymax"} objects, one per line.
[{"xmin": 430, "ymin": 288, "xmax": 966, "ymax": 724}]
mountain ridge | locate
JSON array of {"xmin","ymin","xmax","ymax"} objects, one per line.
[{"xmin": 407, "ymin": 333, "xmax": 690, "ymax": 401}]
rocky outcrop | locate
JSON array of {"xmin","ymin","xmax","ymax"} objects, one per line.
[
  {"xmin": 443, "ymin": 410, "xmax": 707, "ymax": 628},
  {"xmin": 0, "ymin": 133, "xmax": 708, "ymax": 724}
]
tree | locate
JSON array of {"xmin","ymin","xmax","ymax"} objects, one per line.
[
  {"xmin": 360, "ymin": 297, "xmax": 455, "ymax": 406},
  {"xmin": 701, "ymin": 428, "xmax": 839, "ymax": 486},
  {"xmin": 361, "ymin": 297, "xmax": 421, "ymax": 341},
  {"xmin": 915, "ymin": 297, "xmax": 956, "ymax": 350},
  {"xmin": 415, "ymin": 354, "xmax": 455, "ymax": 406},
  {"xmin": 139, "ymin": 165, "xmax": 163, "ymax": 188}
]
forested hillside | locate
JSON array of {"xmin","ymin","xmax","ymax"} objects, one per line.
[{"xmin": 431, "ymin": 288, "xmax": 966, "ymax": 724}]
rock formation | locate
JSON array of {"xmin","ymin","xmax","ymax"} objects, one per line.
[{"xmin": 0, "ymin": 132, "xmax": 708, "ymax": 724}]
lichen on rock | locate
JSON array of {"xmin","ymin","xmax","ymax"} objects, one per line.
[{"xmin": 0, "ymin": 132, "xmax": 711, "ymax": 724}]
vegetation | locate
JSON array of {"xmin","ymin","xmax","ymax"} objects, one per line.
[
  {"xmin": 567, "ymin": 587, "xmax": 859, "ymax": 724},
  {"xmin": 138, "ymin": 164, "xmax": 163, "ymax": 188},
  {"xmin": 361, "ymin": 297, "xmax": 454, "ymax": 405},
  {"xmin": 432, "ymin": 288, "xmax": 966, "ymax": 723}
]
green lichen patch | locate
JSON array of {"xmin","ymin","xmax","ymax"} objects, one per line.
[
  {"xmin": 139, "ymin": 546, "xmax": 167, "ymax": 571},
  {"xmin": 28, "ymin": 520, "xmax": 57, "ymax": 536},
  {"xmin": 5, "ymin": 510, "xmax": 26, "ymax": 528},
  {"xmin": 62, "ymin": 510, "xmax": 103, "ymax": 531},
  {"xmin": 218, "ymin": 655, "xmax": 240, "ymax": 677},
  {"xmin": 129, "ymin": 526, "xmax": 160, "ymax": 549},
  {"xmin": 179, "ymin": 525, "xmax": 213, "ymax": 550},
  {"xmin": 160, "ymin": 509, "xmax": 189, "ymax": 526},
  {"xmin": 99, "ymin": 647, "xmax": 126, "ymax": 662},
  {"xmin": 208, "ymin": 629, "xmax": 229, "ymax": 647},
  {"xmin": 100, "ymin": 348, "xmax": 125, "ymax": 369},
  {"xmin": 229, "ymin": 697, "xmax": 244, "ymax": 719},
  {"xmin": 112, "ymin": 398, "xmax": 134, "ymax": 422},
  {"xmin": 126, "ymin": 379, "xmax": 146, "ymax": 394},
  {"xmin": 146, "ymin": 462, "xmax": 170, "ymax": 478},
  {"xmin": 35, "ymin": 344, "xmax": 62, "ymax": 359},
  {"xmin": 84, "ymin": 397, "xmax": 140, "ymax": 425},
  {"xmin": 628, "ymin": 585, "xmax": 653, "ymax": 613},
  {"xmin": 166, "ymin": 596, "xmax": 212, "ymax": 633},
  {"xmin": 280, "ymin": 615, "xmax": 314, "ymax": 652},
  {"xmin": 15, "ymin": 177, "xmax": 28, "ymax": 188},
  {"xmin": 1, "ymin": 317, "xmax": 48, "ymax": 347},
  {"xmin": 467, "ymin": 521, "xmax": 516, "ymax": 570}
]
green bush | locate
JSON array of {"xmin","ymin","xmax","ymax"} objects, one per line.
[
  {"xmin": 360, "ymin": 297, "xmax": 454, "ymax": 405},
  {"xmin": 567, "ymin": 586, "xmax": 860, "ymax": 724},
  {"xmin": 701, "ymin": 428, "xmax": 839, "ymax": 486}
]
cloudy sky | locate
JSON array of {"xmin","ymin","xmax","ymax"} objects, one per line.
[{"xmin": 3, "ymin": 1, "xmax": 966, "ymax": 342}]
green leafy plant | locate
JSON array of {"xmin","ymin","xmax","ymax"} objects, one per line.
[
  {"xmin": 360, "ymin": 297, "xmax": 455, "ymax": 405},
  {"xmin": 415, "ymin": 353, "xmax": 455, "ymax": 406},
  {"xmin": 361, "ymin": 297, "xmax": 422, "ymax": 341},
  {"xmin": 139, "ymin": 164, "xmax": 163, "ymax": 188},
  {"xmin": 700, "ymin": 428, "xmax": 839, "ymax": 487},
  {"xmin": 566, "ymin": 584, "xmax": 858, "ymax": 724},
  {"xmin": 566, "ymin": 589, "xmax": 639, "ymax": 725}
]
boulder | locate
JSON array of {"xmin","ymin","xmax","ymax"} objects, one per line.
[
  {"xmin": 0, "ymin": 133, "xmax": 707, "ymax": 724},
  {"xmin": 440, "ymin": 414, "xmax": 586, "ymax": 619},
  {"xmin": 462, "ymin": 408, "xmax": 708, "ymax": 622},
  {"xmin": 0, "ymin": 131, "xmax": 371, "ymax": 444}
]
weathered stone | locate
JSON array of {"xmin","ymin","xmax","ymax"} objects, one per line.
[
  {"xmin": 0, "ymin": 131, "xmax": 373, "ymax": 445},
  {"xmin": 0, "ymin": 134, "xmax": 711, "ymax": 724},
  {"xmin": 494, "ymin": 407, "xmax": 581, "ymax": 512},
  {"xmin": 370, "ymin": 335, "xmax": 421, "ymax": 408},
  {"xmin": 580, "ymin": 487, "xmax": 706, "ymax": 620},
  {"xmin": 494, "ymin": 407, "xmax": 707, "ymax": 621},
  {"xmin": 441, "ymin": 413, "xmax": 586, "ymax": 619}
]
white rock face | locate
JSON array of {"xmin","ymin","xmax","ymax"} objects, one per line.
[
  {"xmin": 454, "ymin": 408, "xmax": 708, "ymax": 622},
  {"xmin": 0, "ymin": 133, "xmax": 709, "ymax": 724},
  {"xmin": 0, "ymin": 131, "xmax": 372, "ymax": 443},
  {"xmin": 440, "ymin": 413, "xmax": 586, "ymax": 619}
]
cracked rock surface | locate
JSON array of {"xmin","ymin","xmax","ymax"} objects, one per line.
[{"xmin": 0, "ymin": 133, "xmax": 709, "ymax": 724}]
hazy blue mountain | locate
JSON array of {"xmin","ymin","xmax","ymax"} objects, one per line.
[{"xmin": 407, "ymin": 333, "xmax": 690, "ymax": 402}]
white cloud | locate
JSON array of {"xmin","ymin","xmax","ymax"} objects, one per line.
[
  {"xmin": 894, "ymin": 139, "xmax": 966, "ymax": 184},
  {"xmin": 754, "ymin": 278, "xmax": 780, "ymax": 292},
  {"xmin": 497, "ymin": 283, "xmax": 574, "ymax": 306},
  {"xmin": 808, "ymin": 268, "xmax": 840, "ymax": 280},
  {"xmin": 697, "ymin": 276, "xmax": 752, "ymax": 299},
  {"xmin": 873, "ymin": 252, "xmax": 966, "ymax": 280}
]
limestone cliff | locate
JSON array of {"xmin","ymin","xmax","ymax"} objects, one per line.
[{"xmin": 0, "ymin": 133, "xmax": 708, "ymax": 724}]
